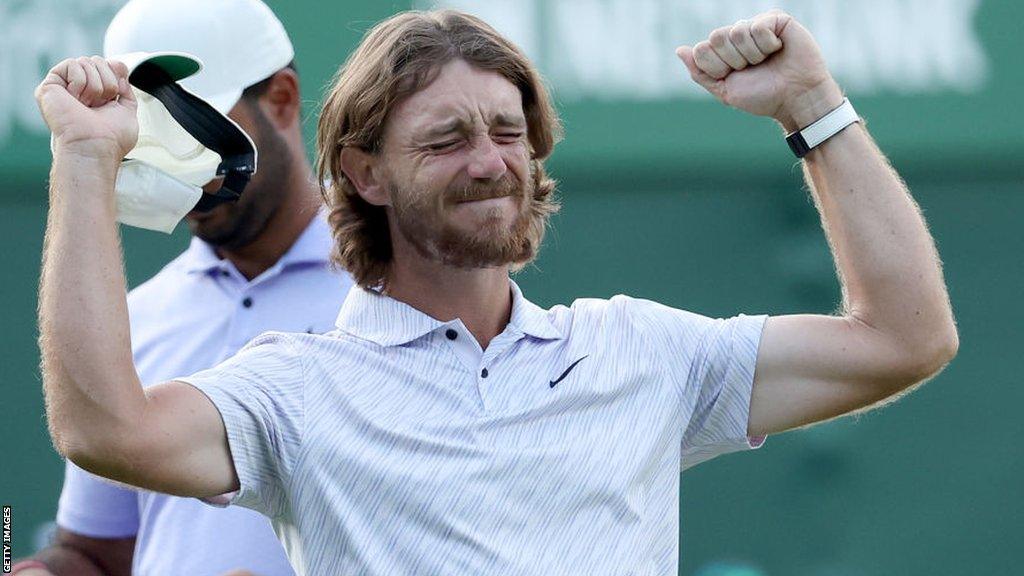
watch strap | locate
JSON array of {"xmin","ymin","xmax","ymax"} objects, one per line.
[{"xmin": 786, "ymin": 98, "xmax": 859, "ymax": 158}]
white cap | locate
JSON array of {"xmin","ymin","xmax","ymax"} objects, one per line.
[
  {"xmin": 104, "ymin": 0, "xmax": 295, "ymax": 114},
  {"xmin": 99, "ymin": 51, "xmax": 258, "ymax": 233},
  {"xmin": 115, "ymin": 51, "xmax": 230, "ymax": 186}
]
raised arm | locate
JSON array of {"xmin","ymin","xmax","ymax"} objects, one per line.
[
  {"xmin": 34, "ymin": 56, "xmax": 237, "ymax": 496},
  {"xmin": 677, "ymin": 12, "xmax": 958, "ymax": 436}
]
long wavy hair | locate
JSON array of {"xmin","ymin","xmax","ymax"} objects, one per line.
[{"xmin": 316, "ymin": 10, "xmax": 562, "ymax": 289}]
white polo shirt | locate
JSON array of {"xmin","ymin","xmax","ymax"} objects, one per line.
[{"xmin": 181, "ymin": 281, "xmax": 767, "ymax": 575}]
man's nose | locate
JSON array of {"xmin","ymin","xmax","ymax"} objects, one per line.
[{"xmin": 466, "ymin": 138, "xmax": 507, "ymax": 181}]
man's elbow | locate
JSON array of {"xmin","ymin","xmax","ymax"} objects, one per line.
[
  {"xmin": 61, "ymin": 437, "xmax": 135, "ymax": 485},
  {"xmin": 893, "ymin": 324, "xmax": 959, "ymax": 387},
  {"xmin": 42, "ymin": 370, "xmax": 148, "ymax": 482},
  {"xmin": 54, "ymin": 420, "xmax": 142, "ymax": 487},
  {"xmin": 46, "ymin": 406, "xmax": 90, "ymax": 464}
]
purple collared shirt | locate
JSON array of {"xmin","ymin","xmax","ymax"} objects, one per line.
[{"xmin": 56, "ymin": 212, "xmax": 353, "ymax": 576}]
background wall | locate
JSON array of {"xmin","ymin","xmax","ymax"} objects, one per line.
[{"xmin": 1, "ymin": 1, "xmax": 1021, "ymax": 574}]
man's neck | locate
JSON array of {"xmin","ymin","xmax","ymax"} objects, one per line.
[
  {"xmin": 219, "ymin": 168, "xmax": 321, "ymax": 281},
  {"xmin": 385, "ymin": 254, "xmax": 513, "ymax": 350}
]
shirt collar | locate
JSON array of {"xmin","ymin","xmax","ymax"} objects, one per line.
[
  {"xmin": 335, "ymin": 278, "xmax": 562, "ymax": 347},
  {"xmin": 182, "ymin": 209, "xmax": 332, "ymax": 275}
]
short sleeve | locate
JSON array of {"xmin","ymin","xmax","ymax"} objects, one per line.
[
  {"xmin": 175, "ymin": 332, "xmax": 305, "ymax": 518},
  {"xmin": 56, "ymin": 461, "xmax": 140, "ymax": 538},
  {"xmin": 608, "ymin": 297, "xmax": 767, "ymax": 469},
  {"xmin": 680, "ymin": 313, "xmax": 768, "ymax": 470}
]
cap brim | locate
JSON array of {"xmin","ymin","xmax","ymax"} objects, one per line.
[{"xmin": 109, "ymin": 51, "xmax": 202, "ymax": 81}]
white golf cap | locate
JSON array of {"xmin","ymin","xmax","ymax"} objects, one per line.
[
  {"xmin": 115, "ymin": 51, "xmax": 253, "ymax": 188},
  {"xmin": 104, "ymin": 0, "xmax": 294, "ymax": 114},
  {"xmin": 93, "ymin": 50, "xmax": 258, "ymax": 232}
]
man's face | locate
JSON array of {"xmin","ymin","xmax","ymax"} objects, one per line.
[
  {"xmin": 184, "ymin": 97, "xmax": 292, "ymax": 249},
  {"xmin": 378, "ymin": 59, "xmax": 535, "ymax": 269}
]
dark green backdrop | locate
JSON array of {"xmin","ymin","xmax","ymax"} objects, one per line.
[{"xmin": 1, "ymin": 1, "xmax": 1021, "ymax": 575}]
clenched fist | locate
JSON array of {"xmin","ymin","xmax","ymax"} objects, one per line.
[
  {"xmin": 34, "ymin": 56, "xmax": 138, "ymax": 162},
  {"xmin": 676, "ymin": 10, "xmax": 844, "ymax": 131}
]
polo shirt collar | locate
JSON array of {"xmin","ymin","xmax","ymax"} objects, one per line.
[
  {"xmin": 336, "ymin": 279, "xmax": 562, "ymax": 347},
  {"xmin": 182, "ymin": 209, "xmax": 332, "ymax": 275}
]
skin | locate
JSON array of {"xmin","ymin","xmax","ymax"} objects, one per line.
[
  {"xmin": 31, "ymin": 7, "xmax": 956, "ymax": 534},
  {"xmin": 187, "ymin": 68, "xmax": 322, "ymax": 280},
  {"xmin": 677, "ymin": 12, "xmax": 958, "ymax": 432},
  {"xmin": 341, "ymin": 58, "xmax": 535, "ymax": 347},
  {"xmin": 21, "ymin": 61, "xmax": 317, "ymax": 576}
]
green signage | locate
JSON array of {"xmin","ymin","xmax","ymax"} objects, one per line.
[{"xmin": 2, "ymin": 0, "xmax": 1020, "ymax": 193}]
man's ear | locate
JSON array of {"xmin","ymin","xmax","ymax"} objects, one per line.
[
  {"xmin": 339, "ymin": 147, "xmax": 389, "ymax": 206},
  {"xmin": 257, "ymin": 68, "xmax": 302, "ymax": 130}
]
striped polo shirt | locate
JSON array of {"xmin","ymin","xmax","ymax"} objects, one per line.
[{"xmin": 181, "ymin": 280, "xmax": 767, "ymax": 575}]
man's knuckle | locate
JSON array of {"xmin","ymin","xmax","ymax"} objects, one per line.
[
  {"xmin": 751, "ymin": 24, "xmax": 772, "ymax": 40},
  {"xmin": 709, "ymin": 29, "xmax": 728, "ymax": 48},
  {"xmin": 692, "ymin": 41, "xmax": 709, "ymax": 58},
  {"xmin": 729, "ymin": 26, "xmax": 747, "ymax": 43}
]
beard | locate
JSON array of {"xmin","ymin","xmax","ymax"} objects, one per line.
[{"xmin": 389, "ymin": 172, "xmax": 541, "ymax": 269}]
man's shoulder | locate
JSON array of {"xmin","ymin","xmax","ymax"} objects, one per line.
[
  {"xmin": 238, "ymin": 329, "xmax": 353, "ymax": 363},
  {"xmin": 554, "ymin": 293, "xmax": 718, "ymax": 341},
  {"xmin": 561, "ymin": 293, "xmax": 697, "ymax": 319}
]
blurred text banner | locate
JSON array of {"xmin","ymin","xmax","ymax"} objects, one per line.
[{"xmin": 1, "ymin": 0, "xmax": 1019, "ymax": 195}]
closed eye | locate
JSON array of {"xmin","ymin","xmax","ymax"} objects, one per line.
[
  {"xmin": 426, "ymin": 140, "xmax": 461, "ymax": 152},
  {"xmin": 494, "ymin": 132, "xmax": 525, "ymax": 144}
]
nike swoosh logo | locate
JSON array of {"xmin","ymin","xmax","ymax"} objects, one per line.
[{"xmin": 549, "ymin": 355, "xmax": 589, "ymax": 388}]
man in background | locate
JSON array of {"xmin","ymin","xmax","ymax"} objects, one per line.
[{"xmin": 14, "ymin": 0, "xmax": 352, "ymax": 574}]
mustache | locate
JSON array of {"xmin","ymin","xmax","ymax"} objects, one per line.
[{"xmin": 447, "ymin": 176, "xmax": 520, "ymax": 204}]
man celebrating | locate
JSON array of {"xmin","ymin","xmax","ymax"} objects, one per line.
[
  {"xmin": 33, "ymin": 9, "xmax": 956, "ymax": 575},
  {"xmin": 18, "ymin": 1, "xmax": 352, "ymax": 575}
]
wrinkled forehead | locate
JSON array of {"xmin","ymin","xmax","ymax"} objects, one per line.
[{"xmin": 386, "ymin": 59, "xmax": 526, "ymax": 142}]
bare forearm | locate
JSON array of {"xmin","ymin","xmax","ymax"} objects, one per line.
[
  {"xmin": 802, "ymin": 118, "xmax": 957, "ymax": 358},
  {"xmin": 39, "ymin": 151, "xmax": 145, "ymax": 467},
  {"xmin": 19, "ymin": 546, "xmax": 107, "ymax": 576},
  {"xmin": 19, "ymin": 527, "xmax": 134, "ymax": 576}
]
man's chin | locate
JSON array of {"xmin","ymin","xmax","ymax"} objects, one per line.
[
  {"xmin": 186, "ymin": 201, "xmax": 232, "ymax": 222},
  {"xmin": 185, "ymin": 209, "xmax": 236, "ymax": 245},
  {"xmin": 436, "ymin": 222, "xmax": 532, "ymax": 268},
  {"xmin": 185, "ymin": 209, "xmax": 212, "ymax": 222}
]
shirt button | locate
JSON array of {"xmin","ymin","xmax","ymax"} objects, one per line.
[
  {"xmin": 242, "ymin": 297, "xmax": 253, "ymax": 308},
  {"xmin": 481, "ymin": 368, "xmax": 489, "ymax": 378},
  {"xmin": 445, "ymin": 329, "xmax": 458, "ymax": 340}
]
